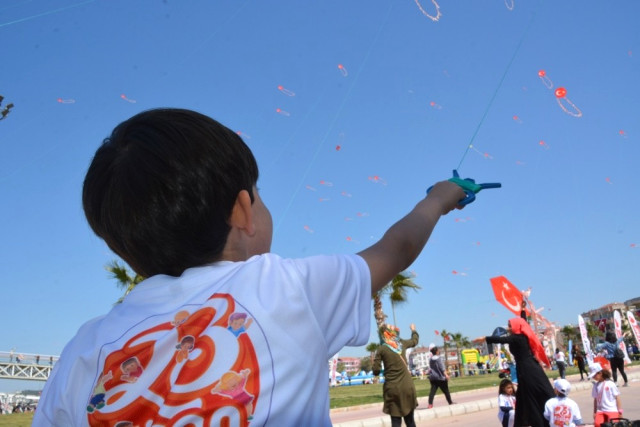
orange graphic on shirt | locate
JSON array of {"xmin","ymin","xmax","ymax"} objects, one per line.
[{"xmin": 87, "ymin": 293, "xmax": 261, "ymax": 426}]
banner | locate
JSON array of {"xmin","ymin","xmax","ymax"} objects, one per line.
[
  {"xmin": 613, "ymin": 310, "xmax": 631, "ymax": 364},
  {"xmin": 594, "ymin": 318, "xmax": 607, "ymax": 333},
  {"xmin": 330, "ymin": 353, "xmax": 339, "ymax": 387},
  {"xmin": 626, "ymin": 311, "xmax": 640, "ymax": 352},
  {"xmin": 568, "ymin": 339, "xmax": 573, "ymax": 366},
  {"xmin": 578, "ymin": 315, "xmax": 594, "ymax": 364}
]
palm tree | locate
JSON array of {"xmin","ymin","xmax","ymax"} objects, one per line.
[
  {"xmin": 366, "ymin": 342, "xmax": 381, "ymax": 383},
  {"xmin": 366, "ymin": 342, "xmax": 380, "ymax": 361},
  {"xmin": 450, "ymin": 332, "xmax": 470, "ymax": 377},
  {"xmin": 106, "ymin": 260, "xmax": 145, "ymax": 304},
  {"xmin": 561, "ymin": 325, "xmax": 578, "ymax": 348},
  {"xmin": 584, "ymin": 320, "xmax": 599, "ymax": 347},
  {"xmin": 439, "ymin": 329, "xmax": 451, "ymax": 372},
  {"xmin": 372, "ymin": 271, "xmax": 421, "ymax": 330}
]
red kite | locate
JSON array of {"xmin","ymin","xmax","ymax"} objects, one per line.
[{"xmin": 490, "ymin": 276, "xmax": 527, "ymax": 316}]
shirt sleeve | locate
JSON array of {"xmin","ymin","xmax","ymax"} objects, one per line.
[{"xmin": 290, "ymin": 254, "xmax": 371, "ymax": 357}]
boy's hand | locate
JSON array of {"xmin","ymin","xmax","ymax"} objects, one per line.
[
  {"xmin": 426, "ymin": 180, "xmax": 466, "ymax": 214},
  {"xmin": 410, "ymin": 323, "xmax": 416, "ymax": 331}
]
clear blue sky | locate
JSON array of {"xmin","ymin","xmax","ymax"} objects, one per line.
[{"xmin": 2, "ymin": 0, "xmax": 639, "ymax": 392}]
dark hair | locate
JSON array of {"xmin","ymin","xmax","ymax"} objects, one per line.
[
  {"xmin": 430, "ymin": 347, "xmax": 439, "ymax": 355},
  {"xmin": 605, "ymin": 332, "xmax": 617, "ymax": 344},
  {"xmin": 83, "ymin": 108, "xmax": 259, "ymax": 277},
  {"xmin": 498, "ymin": 378, "xmax": 513, "ymax": 395}
]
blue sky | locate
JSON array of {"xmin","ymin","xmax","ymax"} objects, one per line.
[{"xmin": 1, "ymin": 0, "xmax": 639, "ymax": 392}]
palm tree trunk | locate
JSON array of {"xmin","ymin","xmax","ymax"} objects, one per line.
[{"xmin": 373, "ymin": 294, "xmax": 387, "ymax": 330}]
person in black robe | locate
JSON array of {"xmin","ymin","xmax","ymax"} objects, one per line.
[{"xmin": 486, "ymin": 317, "xmax": 554, "ymax": 427}]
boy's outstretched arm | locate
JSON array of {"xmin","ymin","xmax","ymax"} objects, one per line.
[{"xmin": 358, "ymin": 181, "xmax": 465, "ymax": 296}]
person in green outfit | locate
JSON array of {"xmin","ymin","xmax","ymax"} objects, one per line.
[{"xmin": 373, "ymin": 323, "xmax": 419, "ymax": 427}]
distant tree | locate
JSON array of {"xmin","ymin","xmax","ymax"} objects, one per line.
[
  {"xmin": 584, "ymin": 320, "xmax": 600, "ymax": 350},
  {"xmin": 450, "ymin": 332, "xmax": 470, "ymax": 377},
  {"xmin": 366, "ymin": 342, "xmax": 380, "ymax": 361},
  {"xmin": 366, "ymin": 342, "xmax": 381, "ymax": 383},
  {"xmin": 359, "ymin": 356, "xmax": 372, "ymax": 372},
  {"xmin": 106, "ymin": 260, "xmax": 145, "ymax": 304},
  {"xmin": 440, "ymin": 329, "xmax": 451, "ymax": 371},
  {"xmin": 561, "ymin": 325, "xmax": 578, "ymax": 347}
]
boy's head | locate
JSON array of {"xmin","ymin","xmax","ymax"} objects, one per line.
[
  {"xmin": 553, "ymin": 378, "xmax": 570, "ymax": 397},
  {"xmin": 83, "ymin": 108, "xmax": 260, "ymax": 277}
]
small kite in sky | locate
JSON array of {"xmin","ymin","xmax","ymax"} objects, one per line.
[
  {"xmin": 538, "ymin": 69, "xmax": 553, "ymax": 89},
  {"xmin": 277, "ymin": 85, "xmax": 295, "ymax": 96},
  {"xmin": 368, "ymin": 175, "xmax": 387, "ymax": 185},
  {"xmin": 554, "ymin": 87, "xmax": 582, "ymax": 117},
  {"xmin": 337, "ymin": 64, "xmax": 348, "ymax": 77},
  {"xmin": 470, "ymin": 144, "xmax": 493, "ymax": 159},
  {"xmin": 505, "ymin": 0, "xmax": 514, "ymax": 11},
  {"xmin": 429, "ymin": 101, "xmax": 442, "ymax": 109},
  {"xmin": 512, "ymin": 115, "xmax": 523, "ymax": 124},
  {"xmin": 414, "ymin": 0, "xmax": 441, "ymax": 22},
  {"xmin": 275, "ymin": 108, "xmax": 290, "ymax": 117},
  {"xmin": 57, "ymin": 98, "xmax": 75, "ymax": 104},
  {"xmin": 120, "ymin": 94, "xmax": 136, "ymax": 103}
]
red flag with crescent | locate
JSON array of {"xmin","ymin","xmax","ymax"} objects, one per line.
[{"xmin": 490, "ymin": 276, "xmax": 525, "ymax": 316}]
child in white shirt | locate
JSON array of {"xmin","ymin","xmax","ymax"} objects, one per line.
[
  {"xmin": 498, "ymin": 378, "xmax": 516, "ymax": 427},
  {"xmin": 544, "ymin": 378, "xmax": 584, "ymax": 426},
  {"xmin": 589, "ymin": 363, "xmax": 623, "ymax": 427}
]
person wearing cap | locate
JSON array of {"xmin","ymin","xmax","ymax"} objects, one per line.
[
  {"xmin": 543, "ymin": 378, "xmax": 584, "ymax": 426},
  {"xmin": 485, "ymin": 317, "xmax": 555, "ymax": 427},
  {"xmin": 589, "ymin": 363, "xmax": 623, "ymax": 427}
]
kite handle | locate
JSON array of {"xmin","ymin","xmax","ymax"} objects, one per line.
[{"xmin": 427, "ymin": 170, "xmax": 502, "ymax": 206}]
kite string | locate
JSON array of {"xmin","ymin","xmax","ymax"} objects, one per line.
[
  {"xmin": 0, "ymin": 0, "xmax": 97, "ymax": 28},
  {"xmin": 274, "ymin": 1, "xmax": 396, "ymax": 233},
  {"xmin": 455, "ymin": 10, "xmax": 536, "ymax": 171}
]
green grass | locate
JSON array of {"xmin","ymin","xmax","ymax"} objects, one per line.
[
  {"xmin": 329, "ymin": 363, "xmax": 639, "ymax": 409},
  {"xmin": 330, "ymin": 372, "xmax": 503, "ymax": 409},
  {"xmin": 0, "ymin": 412, "xmax": 33, "ymax": 426}
]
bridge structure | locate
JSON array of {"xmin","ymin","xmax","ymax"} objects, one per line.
[{"xmin": 0, "ymin": 351, "xmax": 60, "ymax": 382}]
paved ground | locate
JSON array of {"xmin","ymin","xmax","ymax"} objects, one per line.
[{"xmin": 331, "ymin": 365, "xmax": 640, "ymax": 426}]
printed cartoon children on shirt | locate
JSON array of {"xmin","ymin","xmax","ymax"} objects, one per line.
[
  {"xmin": 171, "ymin": 310, "xmax": 190, "ymax": 328},
  {"xmin": 227, "ymin": 312, "xmax": 253, "ymax": 337},
  {"xmin": 211, "ymin": 369, "xmax": 255, "ymax": 421},
  {"xmin": 86, "ymin": 370, "xmax": 113, "ymax": 413},
  {"xmin": 120, "ymin": 357, "xmax": 144, "ymax": 383},
  {"xmin": 175, "ymin": 335, "xmax": 195, "ymax": 363}
]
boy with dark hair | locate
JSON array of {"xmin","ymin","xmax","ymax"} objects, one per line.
[{"xmin": 34, "ymin": 108, "xmax": 468, "ymax": 425}]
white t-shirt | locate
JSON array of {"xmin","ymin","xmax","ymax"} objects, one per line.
[
  {"xmin": 544, "ymin": 396, "xmax": 582, "ymax": 426},
  {"xmin": 554, "ymin": 352, "xmax": 565, "ymax": 363},
  {"xmin": 592, "ymin": 380, "xmax": 620, "ymax": 412},
  {"xmin": 497, "ymin": 393, "xmax": 515, "ymax": 424},
  {"xmin": 33, "ymin": 253, "xmax": 371, "ymax": 426}
]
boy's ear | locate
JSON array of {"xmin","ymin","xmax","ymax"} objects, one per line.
[{"xmin": 229, "ymin": 190, "xmax": 255, "ymax": 236}]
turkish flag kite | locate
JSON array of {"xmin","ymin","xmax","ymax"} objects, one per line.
[{"xmin": 490, "ymin": 276, "xmax": 525, "ymax": 316}]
